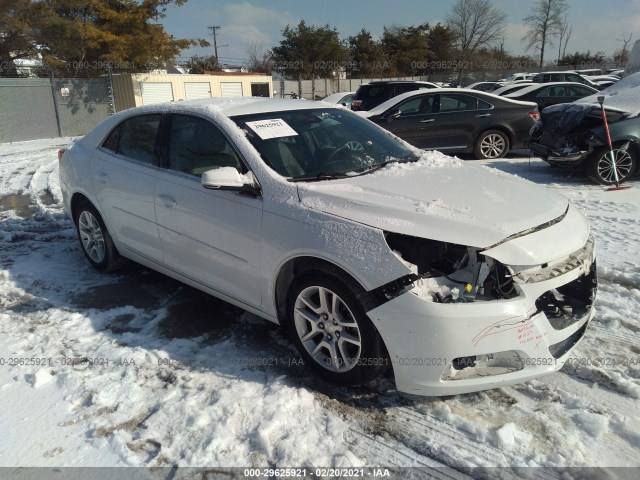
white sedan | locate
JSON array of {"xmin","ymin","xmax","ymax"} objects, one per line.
[
  {"xmin": 59, "ymin": 98, "xmax": 597, "ymax": 396},
  {"xmin": 322, "ymin": 91, "xmax": 355, "ymax": 107}
]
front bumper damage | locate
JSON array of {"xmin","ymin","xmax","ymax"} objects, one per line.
[
  {"xmin": 526, "ymin": 142, "xmax": 591, "ymax": 163},
  {"xmin": 367, "ymin": 210, "xmax": 597, "ymax": 396}
]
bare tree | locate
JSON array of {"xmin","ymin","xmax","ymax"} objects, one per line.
[
  {"xmin": 557, "ymin": 15, "xmax": 571, "ymax": 64},
  {"xmin": 246, "ymin": 41, "xmax": 272, "ymax": 73},
  {"xmin": 620, "ymin": 33, "xmax": 633, "ymax": 59},
  {"xmin": 562, "ymin": 25, "xmax": 572, "ymax": 60},
  {"xmin": 522, "ymin": 0, "xmax": 568, "ymax": 68},
  {"xmin": 446, "ymin": 0, "xmax": 507, "ymax": 80}
]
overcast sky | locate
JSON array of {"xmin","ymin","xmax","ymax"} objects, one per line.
[{"xmin": 161, "ymin": 0, "xmax": 640, "ymax": 66}]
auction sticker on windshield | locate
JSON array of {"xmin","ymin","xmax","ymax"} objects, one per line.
[{"xmin": 245, "ymin": 119, "xmax": 298, "ymax": 139}]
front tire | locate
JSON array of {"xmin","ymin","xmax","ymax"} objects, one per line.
[
  {"xmin": 585, "ymin": 145, "xmax": 637, "ymax": 185},
  {"xmin": 474, "ymin": 130, "xmax": 510, "ymax": 159},
  {"xmin": 75, "ymin": 200, "xmax": 124, "ymax": 272},
  {"xmin": 286, "ymin": 273, "xmax": 388, "ymax": 386}
]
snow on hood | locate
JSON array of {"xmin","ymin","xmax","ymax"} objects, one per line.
[
  {"xmin": 297, "ymin": 151, "xmax": 568, "ymax": 248},
  {"xmin": 577, "ymin": 72, "xmax": 640, "ymax": 117}
]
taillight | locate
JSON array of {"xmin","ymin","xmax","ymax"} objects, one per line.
[
  {"xmin": 351, "ymin": 99, "xmax": 363, "ymax": 110},
  {"xmin": 528, "ymin": 110, "xmax": 539, "ymax": 122},
  {"xmin": 58, "ymin": 148, "xmax": 66, "ymax": 161}
]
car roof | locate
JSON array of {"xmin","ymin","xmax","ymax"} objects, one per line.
[
  {"xmin": 535, "ymin": 71, "xmax": 580, "ymax": 74},
  {"xmin": 466, "ymin": 81, "xmax": 503, "ymax": 87},
  {"xmin": 120, "ymin": 97, "xmax": 331, "ymax": 118},
  {"xmin": 364, "ymin": 88, "xmax": 537, "ymax": 116},
  {"xmin": 81, "ymin": 97, "xmax": 345, "ymax": 146},
  {"xmin": 365, "ymin": 80, "xmax": 436, "ymax": 85},
  {"xmin": 492, "ymin": 83, "xmax": 534, "ymax": 94},
  {"xmin": 505, "ymin": 82, "xmax": 597, "ymax": 96}
]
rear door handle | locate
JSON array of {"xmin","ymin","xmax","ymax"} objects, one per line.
[
  {"xmin": 475, "ymin": 113, "xmax": 492, "ymax": 118},
  {"xmin": 420, "ymin": 119, "xmax": 435, "ymax": 123},
  {"xmin": 157, "ymin": 195, "xmax": 177, "ymax": 208},
  {"xmin": 94, "ymin": 172, "xmax": 109, "ymax": 183}
]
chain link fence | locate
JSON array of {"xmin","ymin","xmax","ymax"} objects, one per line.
[{"xmin": 0, "ymin": 75, "xmax": 114, "ymax": 143}]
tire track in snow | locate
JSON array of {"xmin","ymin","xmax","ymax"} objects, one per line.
[{"xmin": 28, "ymin": 159, "xmax": 57, "ymax": 195}]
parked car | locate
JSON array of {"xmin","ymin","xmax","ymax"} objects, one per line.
[
  {"xmin": 465, "ymin": 81, "xmax": 505, "ymax": 92},
  {"xmin": 583, "ymin": 75, "xmax": 620, "ymax": 89},
  {"xmin": 574, "ymin": 69, "xmax": 604, "ymax": 76},
  {"xmin": 322, "ymin": 91, "xmax": 355, "ymax": 108},
  {"xmin": 501, "ymin": 72, "xmax": 536, "ymax": 83},
  {"xmin": 351, "ymin": 80, "xmax": 439, "ymax": 111},
  {"xmin": 526, "ymin": 73, "xmax": 640, "ymax": 184},
  {"xmin": 504, "ymin": 82, "xmax": 599, "ymax": 110},
  {"xmin": 59, "ymin": 97, "xmax": 596, "ymax": 396},
  {"xmin": 492, "ymin": 82, "xmax": 535, "ymax": 96},
  {"xmin": 362, "ymin": 88, "xmax": 539, "ymax": 159},
  {"xmin": 531, "ymin": 71, "xmax": 602, "ymax": 90}
]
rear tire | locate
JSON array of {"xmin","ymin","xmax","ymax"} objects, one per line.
[
  {"xmin": 474, "ymin": 130, "xmax": 510, "ymax": 159},
  {"xmin": 286, "ymin": 272, "xmax": 388, "ymax": 386},
  {"xmin": 74, "ymin": 200, "xmax": 125, "ymax": 272},
  {"xmin": 585, "ymin": 145, "xmax": 637, "ymax": 185}
]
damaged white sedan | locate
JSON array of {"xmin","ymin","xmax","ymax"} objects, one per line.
[{"xmin": 59, "ymin": 98, "xmax": 597, "ymax": 396}]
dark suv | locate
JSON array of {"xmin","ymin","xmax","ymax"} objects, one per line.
[{"xmin": 351, "ymin": 81, "xmax": 439, "ymax": 111}]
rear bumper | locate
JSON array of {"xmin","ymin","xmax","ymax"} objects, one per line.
[{"xmin": 526, "ymin": 140, "xmax": 589, "ymax": 163}]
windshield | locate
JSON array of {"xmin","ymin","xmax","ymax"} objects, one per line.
[{"xmin": 231, "ymin": 108, "xmax": 416, "ymax": 181}]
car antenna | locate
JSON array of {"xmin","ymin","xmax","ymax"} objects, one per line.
[{"xmin": 598, "ymin": 95, "xmax": 632, "ymax": 191}]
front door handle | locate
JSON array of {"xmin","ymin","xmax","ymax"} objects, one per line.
[
  {"xmin": 420, "ymin": 119, "xmax": 435, "ymax": 123},
  {"xmin": 158, "ymin": 195, "xmax": 177, "ymax": 208},
  {"xmin": 475, "ymin": 113, "xmax": 492, "ymax": 118}
]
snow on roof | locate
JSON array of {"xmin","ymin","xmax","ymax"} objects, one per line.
[
  {"xmin": 576, "ymin": 72, "xmax": 640, "ymax": 117},
  {"xmin": 129, "ymin": 97, "xmax": 327, "ymax": 118}
]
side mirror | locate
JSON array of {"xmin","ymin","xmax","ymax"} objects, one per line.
[
  {"xmin": 387, "ymin": 109, "xmax": 402, "ymax": 122},
  {"xmin": 201, "ymin": 167, "xmax": 261, "ymax": 196}
]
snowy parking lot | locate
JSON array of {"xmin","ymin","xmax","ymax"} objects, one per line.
[{"xmin": 0, "ymin": 138, "xmax": 639, "ymax": 474}]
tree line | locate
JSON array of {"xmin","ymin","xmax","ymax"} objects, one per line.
[{"xmin": 1, "ymin": 0, "xmax": 632, "ymax": 79}]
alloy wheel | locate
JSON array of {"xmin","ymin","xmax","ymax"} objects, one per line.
[
  {"xmin": 293, "ymin": 285, "xmax": 362, "ymax": 372},
  {"xmin": 480, "ymin": 133, "xmax": 507, "ymax": 158},
  {"xmin": 78, "ymin": 210, "xmax": 106, "ymax": 263},
  {"xmin": 596, "ymin": 149, "xmax": 633, "ymax": 184}
]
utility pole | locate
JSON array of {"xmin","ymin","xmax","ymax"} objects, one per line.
[
  {"xmin": 208, "ymin": 25, "xmax": 220, "ymax": 61},
  {"xmin": 208, "ymin": 25, "xmax": 228, "ymax": 66}
]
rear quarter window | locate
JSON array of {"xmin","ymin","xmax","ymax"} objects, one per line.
[
  {"xmin": 102, "ymin": 114, "xmax": 161, "ymax": 164},
  {"xmin": 362, "ymin": 86, "xmax": 386, "ymax": 98}
]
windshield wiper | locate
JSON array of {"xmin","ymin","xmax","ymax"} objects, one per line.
[
  {"xmin": 290, "ymin": 171, "xmax": 350, "ymax": 182},
  {"xmin": 354, "ymin": 154, "xmax": 419, "ymax": 176}
]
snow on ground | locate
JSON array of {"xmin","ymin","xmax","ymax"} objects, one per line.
[{"xmin": 0, "ymin": 139, "xmax": 639, "ymax": 475}]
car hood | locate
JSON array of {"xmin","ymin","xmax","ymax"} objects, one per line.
[{"xmin": 296, "ymin": 155, "xmax": 569, "ymax": 248}]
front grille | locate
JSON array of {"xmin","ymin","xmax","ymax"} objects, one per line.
[{"xmin": 535, "ymin": 261, "xmax": 597, "ymax": 330}]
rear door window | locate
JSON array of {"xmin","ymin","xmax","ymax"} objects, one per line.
[
  {"xmin": 438, "ymin": 94, "xmax": 478, "ymax": 112},
  {"xmin": 102, "ymin": 114, "xmax": 161, "ymax": 165},
  {"xmin": 566, "ymin": 73, "xmax": 585, "ymax": 84}
]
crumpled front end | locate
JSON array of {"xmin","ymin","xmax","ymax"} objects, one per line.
[
  {"xmin": 525, "ymin": 103, "xmax": 629, "ymax": 165},
  {"xmin": 367, "ymin": 205, "xmax": 597, "ymax": 396}
]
